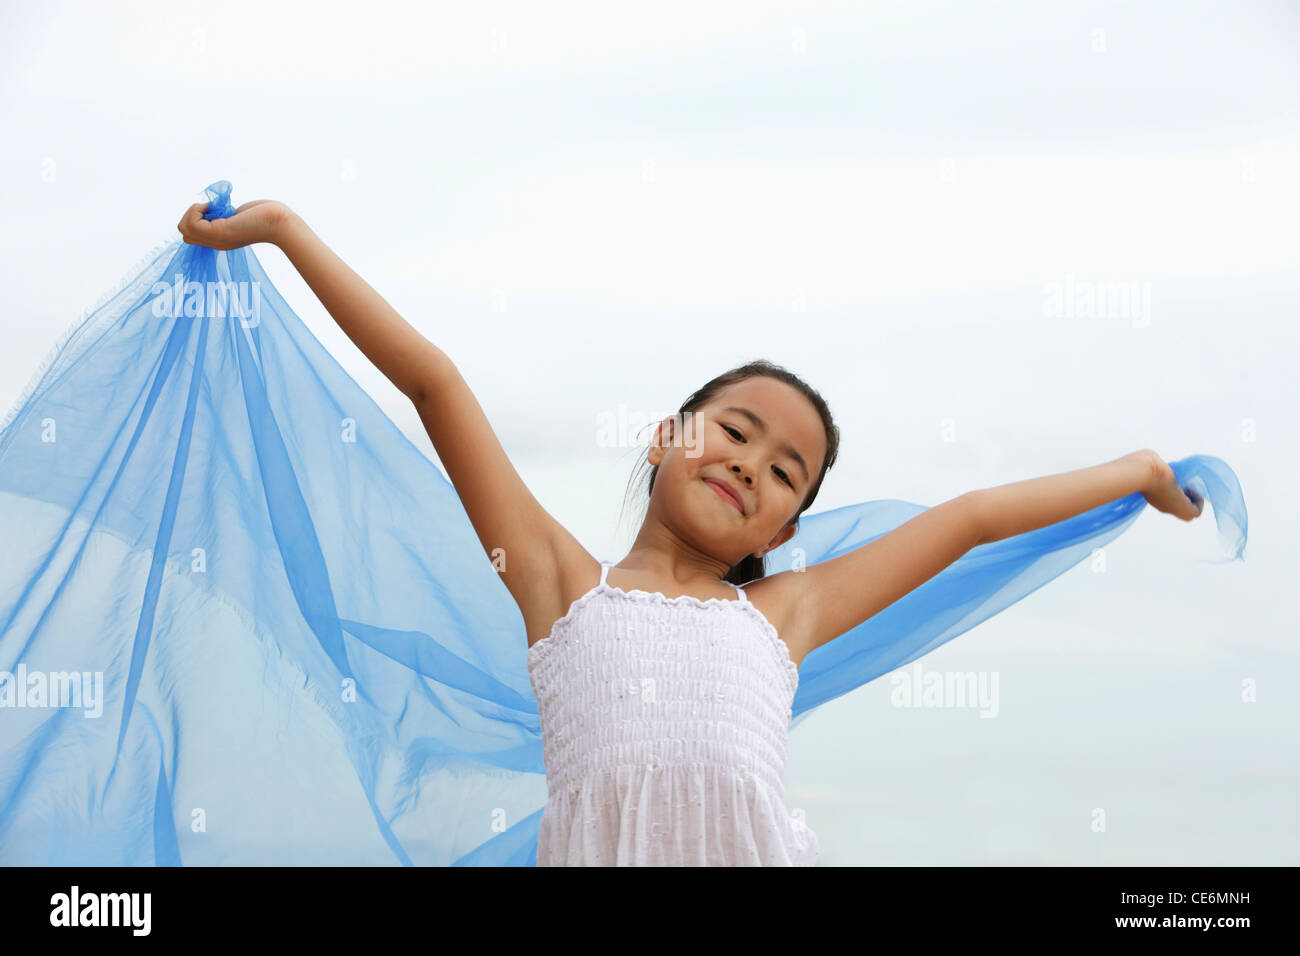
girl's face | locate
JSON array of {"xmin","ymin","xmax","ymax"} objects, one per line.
[{"xmin": 648, "ymin": 376, "xmax": 828, "ymax": 568}]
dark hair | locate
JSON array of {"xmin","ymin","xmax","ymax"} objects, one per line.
[{"xmin": 618, "ymin": 359, "xmax": 840, "ymax": 586}]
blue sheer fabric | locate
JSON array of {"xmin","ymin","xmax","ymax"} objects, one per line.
[{"xmin": 0, "ymin": 181, "xmax": 1248, "ymax": 865}]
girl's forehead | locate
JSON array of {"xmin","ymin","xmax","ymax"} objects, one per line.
[{"xmin": 707, "ymin": 380, "xmax": 817, "ymax": 429}]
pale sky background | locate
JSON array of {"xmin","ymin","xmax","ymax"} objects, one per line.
[{"xmin": 1, "ymin": 0, "xmax": 1296, "ymax": 864}]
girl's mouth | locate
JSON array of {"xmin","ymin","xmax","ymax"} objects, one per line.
[{"xmin": 704, "ymin": 477, "xmax": 744, "ymax": 514}]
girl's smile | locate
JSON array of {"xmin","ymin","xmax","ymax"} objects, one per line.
[{"xmin": 703, "ymin": 476, "xmax": 746, "ymax": 515}]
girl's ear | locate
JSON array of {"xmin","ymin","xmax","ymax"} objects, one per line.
[
  {"xmin": 648, "ymin": 415, "xmax": 676, "ymax": 467},
  {"xmin": 757, "ymin": 521, "xmax": 798, "ymax": 559}
]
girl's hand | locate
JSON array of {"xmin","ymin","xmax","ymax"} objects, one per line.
[
  {"xmin": 1132, "ymin": 449, "xmax": 1204, "ymax": 521},
  {"xmin": 177, "ymin": 199, "xmax": 292, "ymax": 251}
]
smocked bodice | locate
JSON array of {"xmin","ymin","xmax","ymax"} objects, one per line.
[{"xmin": 525, "ymin": 560, "xmax": 819, "ymax": 866}]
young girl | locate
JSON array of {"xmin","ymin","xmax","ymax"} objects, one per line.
[{"xmin": 177, "ymin": 195, "xmax": 1212, "ymax": 867}]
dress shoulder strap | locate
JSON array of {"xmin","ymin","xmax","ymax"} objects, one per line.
[
  {"xmin": 729, "ymin": 580, "xmax": 749, "ymax": 604},
  {"xmin": 598, "ymin": 560, "xmax": 612, "ymax": 587}
]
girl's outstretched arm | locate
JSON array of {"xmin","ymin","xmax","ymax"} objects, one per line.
[
  {"xmin": 970, "ymin": 448, "xmax": 1202, "ymax": 545},
  {"xmin": 778, "ymin": 449, "xmax": 1200, "ymax": 663},
  {"xmin": 178, "ymin": 200, "xmax": 593, "ymax": 643}
]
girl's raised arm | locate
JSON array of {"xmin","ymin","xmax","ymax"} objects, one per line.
[{"xmin": 178, "ymin": 200, "xmax": 591, "ymax": 643}]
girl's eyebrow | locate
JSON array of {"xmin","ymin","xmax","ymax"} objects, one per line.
[{"xmin": 721, "ymin": 405, "xmax": 810, "ymax": 483}]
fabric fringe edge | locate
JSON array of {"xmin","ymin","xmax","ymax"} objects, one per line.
[{"xmin": 0, "ymin": 234, "xmax": 182, "ymax": 440}]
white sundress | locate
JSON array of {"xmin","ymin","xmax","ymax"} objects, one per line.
[{"xmin": 526, "ymin": 559, "xmax": 820, "ymax": 866}]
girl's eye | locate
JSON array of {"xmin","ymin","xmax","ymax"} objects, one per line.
[{"xmin": 723, "ymin": 423, "xmax": 794, "ymax": 489}]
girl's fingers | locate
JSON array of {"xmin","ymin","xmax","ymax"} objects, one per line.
[
  {"xmin": 178, "ymin": 203, "xmax": 235, "ymax": 248},
  {"xmin": 1179, "ymin": 489, "xmax": 1204, "ymax": 520},
  {"xmin": 178, "ymin": 203, "xmax": 210, "ymax": 242},
  {"xmin": 1143, "ymin": 477, "xmax": 1204, "ymax": 521}
]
